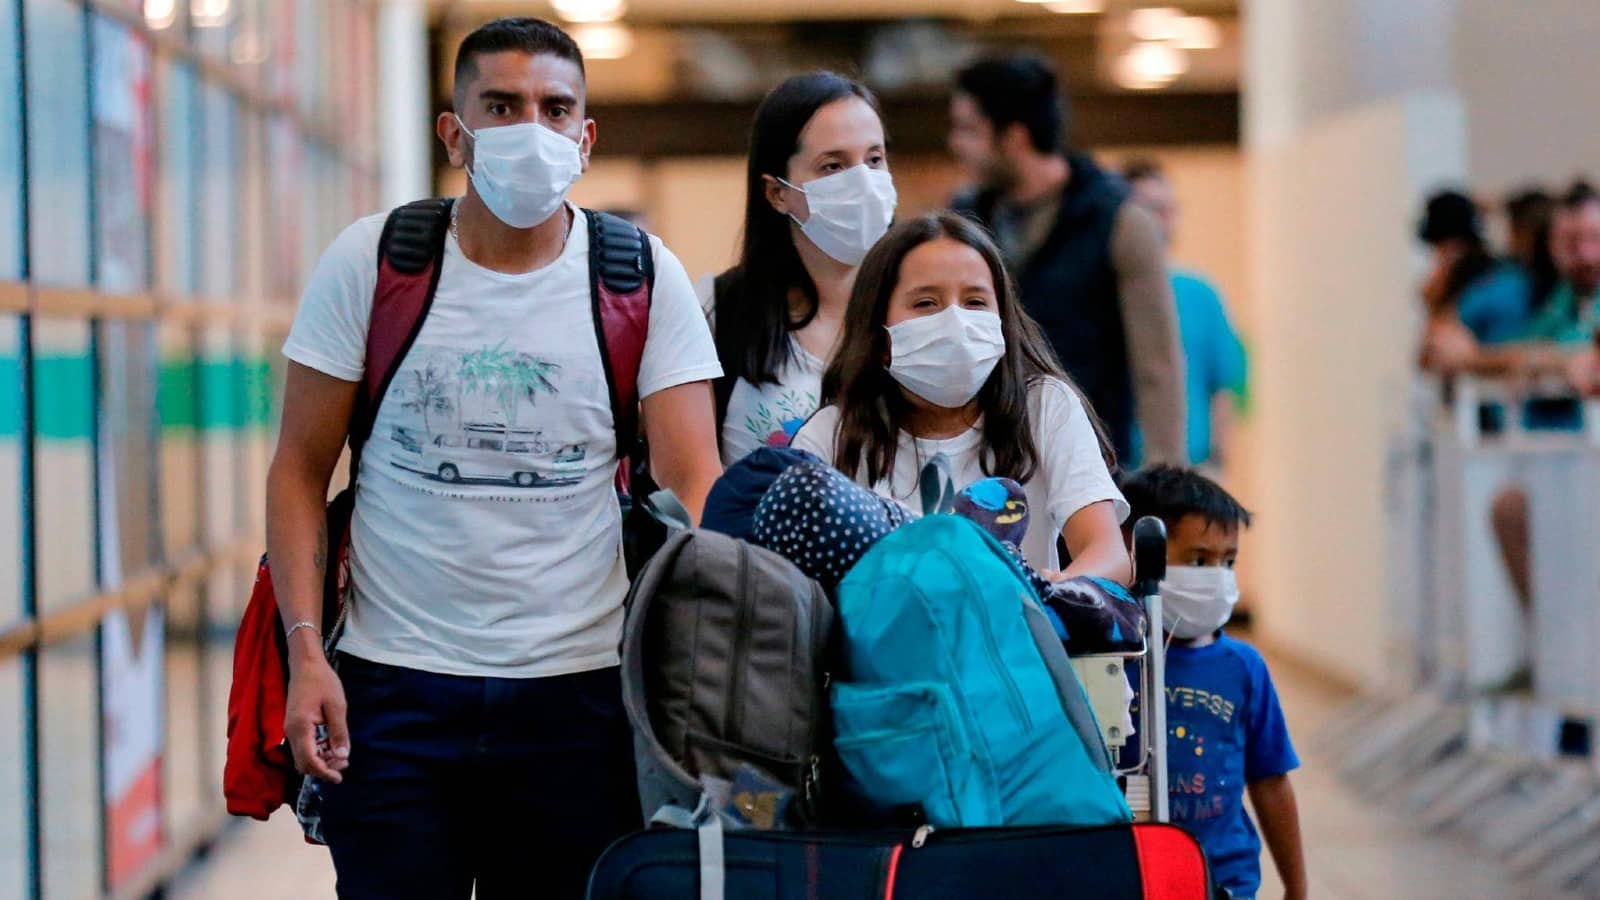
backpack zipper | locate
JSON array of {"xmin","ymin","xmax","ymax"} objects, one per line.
[
  {"xmin": 911, "ymin": 825, "xmax": 935, "ymax": 848},
  {"xmin": 726, "ymin": 545, "xmax": 753, "ymax": 739},
  {"xmin": 978, "ymin": 609, "xmax": 1032, "ymax": 730}
]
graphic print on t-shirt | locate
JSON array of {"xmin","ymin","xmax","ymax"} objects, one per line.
[
  {"xmin": 742, "ymin": 386, "xmax": 818, "ymax": 449},
  {"xmin": 383, "ymin": 341, "xmax": 591, "ymax": 496}
]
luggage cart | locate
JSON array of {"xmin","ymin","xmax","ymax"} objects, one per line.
[{"xmin": 1071, "ymin": 516, "xmax": 1171, "ymax": 822}]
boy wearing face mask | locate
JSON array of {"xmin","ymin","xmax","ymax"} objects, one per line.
[{"xmin": 1119, "ymin": 466, "xmax": 1306, "ymax": 900}]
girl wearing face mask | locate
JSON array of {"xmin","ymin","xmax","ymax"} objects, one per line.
[
  {"xmin": 791, "ymin": 212, "xmax": 1130, "ymax": 583},
  {"xmin": 704, "ymin": 73, "xmax": 897, "ymax": 466}
]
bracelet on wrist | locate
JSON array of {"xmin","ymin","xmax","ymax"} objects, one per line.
[{"xmin": 284, "ymin": 620, "xmax": 320, "ymax": 642}]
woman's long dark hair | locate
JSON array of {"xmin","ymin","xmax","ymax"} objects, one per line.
[
  {"xmin": 1440, "ymin": 235, "xmax": 1496, "ymax": 311},
  {"xmin": 821, "ymin": 212, "xmax": 1115, "ymax": 486},
  {"xmin": 713, "ymin": 73, "xmax": 881, "ymax": 412}
]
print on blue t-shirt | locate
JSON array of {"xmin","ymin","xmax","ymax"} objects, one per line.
[{"xmin": 1152, "ymin": 634, "xmax": 1298, "ymax": 900}]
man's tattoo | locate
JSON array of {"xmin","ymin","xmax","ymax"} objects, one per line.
[{"xmin": 314, "ymin": 523, "xmax": 327, "ymax": 574}]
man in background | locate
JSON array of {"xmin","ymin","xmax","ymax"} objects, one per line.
[
  {"xmin": 948, "ymin": 55, "xmax": 1186, "ymax": 466},
  {"xmin": 1124, "ymin": 159, "xmax": 1248, "ymax": 471}
]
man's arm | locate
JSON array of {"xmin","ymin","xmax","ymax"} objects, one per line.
[
  {"xmin": 1248, "ymin": 774, "xmax": 1308, "ymax": 900},
  {"xmin": 641, "ymin": 380, "xmax": 722, "ymax": 524},
  {"xmin": 266, "ymin": 361, "xmax": 358, "ymax": 782},
  {"xmin": 1424, "ymin": 319, "xmax": 1576, "ymax": 378},
  {"xmin": 1110, "ymin": 201, "xmax": 1188, "ymax": 465}
]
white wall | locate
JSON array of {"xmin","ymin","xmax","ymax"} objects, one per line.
[
  {"xmin": 1247, "ymin": 94, "xmax": 1466, "ymax": 686},
  {"xmin": 1457, "ymin": 0, "xmax": 1600, "ymax": 191}
]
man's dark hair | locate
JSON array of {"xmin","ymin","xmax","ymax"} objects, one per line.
[
  {"xmin": 1119, "ymin": 465, "xmax": 1253, "ymax": 532},
  {"xmin": 1505, "ymin": 185, "xmax": 1551, "ymax": 228},
  {"xmin": 453, "ymin": 18, "xmax": 584, "ymax": 106},
  {"xmin": 1122, "ymin": 157, "xmax": 1164, "ymax": 184},
  {"xmin": 955, "ymin": 54, "xmax": 1066, "ymax": 154},
  {"xmin": 1561, "ymin": 179, "xmax": 1598, "ymax": 211}
]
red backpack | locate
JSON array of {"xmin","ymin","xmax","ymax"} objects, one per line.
[{"xmin": 224, "ymin": 200, "xmax": 654, "ymax": 820}]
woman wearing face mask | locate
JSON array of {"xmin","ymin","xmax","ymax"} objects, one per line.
[
  {"xmin": 791, "ymin": 212, "xmax": 1130, "ymax": 584},
  {"xmin": 705, "ymin": 73, "xmax": 897, "ymax": 466}
]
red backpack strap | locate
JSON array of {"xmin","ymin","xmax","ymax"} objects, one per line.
[
  {"xmin": 352, "ymin": 198, "xmax": 455, "ymax": 462},
  {"xmin": 586, "ymin": 210, "xmax": 654, "ymax": 459}
]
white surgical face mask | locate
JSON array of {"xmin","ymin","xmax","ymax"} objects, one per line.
[
  {"xmin": 1160, "ymin": 565, "xmax": 1240, "ymax": 640},
  {"xmin": 780, "ymin": 165, "xmax": 897, "ymax": 265},
  {"xmin": 457, "ymin": 115, "xmax": 583, "ymax": 229},
  {"xmin": 886, "ymin": 306, "xmax": 1006, "ymax": 409}
]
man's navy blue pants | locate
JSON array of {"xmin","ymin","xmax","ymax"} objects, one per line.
[{"xmin": 321, "ymin": 654, "xmax": 640, "ymax": 899}]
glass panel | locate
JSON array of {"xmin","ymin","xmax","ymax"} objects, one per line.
[
  {"xmin": 23, "ymin": 0, "xmax": 91, "ymax": 287},
  {"xmin": 97, "ymin": 315, "xmax": 164, "ymax": 891},
  {"xmin": 32, "ymin": 319, "xmax": 94, "ymax": 613},
  {"xmin": 0, "ymin": 317, "xmax": 19, "ymax": 626},
  {"xmin": 91, "ymin": 14, "xmax": 153, "ymax": 293},
  {"xmin": 157, "ymin": 324, "xmax": 198, "ymax": 557},
  {"xmin": 0, "ymin": 0, "xmax": 23, "ymax": 279},
  {"xmin": 265, "ymin": 116, "xmax": 302, "ymax": 297},
  {"xmin": 155, "ymin": 59, "xmax": 198, "ymax": 297},
  {"xmin": 197, "ymin": 82, "xmax": 236, "ymax": 300},
  {"xmin": 236, "ymin": 110, "xmax": 265, "ymax": 301},
  {"xmin": 40, "ymin": 632, "xmax": 99, "ymax": 899},
  {"xmin": 101, "ymin": 604, "xmax": 165, "ymax": 892},
  {"xmin": 0, "ymin": 658, "xmax": 29, "ymax": 897},
  {"xmin": 161, "ymin": 582, "xmax": 204, "ymax": 838}
]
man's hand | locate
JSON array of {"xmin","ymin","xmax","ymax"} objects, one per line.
[
  {"xmin": 1421, "ymin": 318, "xmax": 1482, "ymax": 374},
  {"xmin": 1563, "ymin": 348, "xmax": 1600, "ymax": 396},
  {"xmin": 285, "ymin": 637, "xmax": 351, "ymax": 783}
]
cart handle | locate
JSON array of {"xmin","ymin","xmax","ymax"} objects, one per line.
[{"xmin": 1133, "ymin": 516, "xmax": 1167, "ymax": 599}]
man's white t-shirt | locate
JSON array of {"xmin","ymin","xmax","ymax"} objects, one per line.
[
  {"xmin": 790, "ymin": 377, "xmax": 1128, "ymax": 571},
  {"xmin": 283, "ymin": 204, "xmax": 722, "ymax": 678}
]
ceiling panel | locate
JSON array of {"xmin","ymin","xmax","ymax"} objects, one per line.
[{"xmin": 434, "ymin": 0, "xmax": 1239, "ymax": 26}]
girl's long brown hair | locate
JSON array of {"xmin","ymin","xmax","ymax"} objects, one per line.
[{"xmin": 820, "ymin": 212, "xmax": 1115, "ymax": 486}]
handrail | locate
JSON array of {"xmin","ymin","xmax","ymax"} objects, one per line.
[
  {"xmin": 0, "ymin": 281, "xmax": 296, "ymax": 331},
  {"xmin": 0, "ymin": 535, "xmax": 262, "ymax": 660}
]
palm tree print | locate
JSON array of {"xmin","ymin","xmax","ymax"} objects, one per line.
[
  {"xmin": 402, "ymin": 359, "xmax": 455, "ymax": 433},
  {"xmin": 458, "ymin": 342, "xmax": 562, "ymax": 436}
]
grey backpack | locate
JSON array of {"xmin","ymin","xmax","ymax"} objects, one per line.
[{"xmin": 620, "ymin": 528, "xmax": 834, "ymax": 829}]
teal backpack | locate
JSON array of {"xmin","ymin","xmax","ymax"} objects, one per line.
[{"xmin": 831, "ymin": 514, "xmax": 1132, "ymax": 828}]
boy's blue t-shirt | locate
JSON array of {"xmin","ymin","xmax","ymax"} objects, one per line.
[{"xmin": 1164, "ymin": 634, "xmax": 1299, "ymax": 899}]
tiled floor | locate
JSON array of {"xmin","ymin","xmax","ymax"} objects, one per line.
[{"xmin": 171, "ymin": 646, "xmax": 1543, "ymax": 899}]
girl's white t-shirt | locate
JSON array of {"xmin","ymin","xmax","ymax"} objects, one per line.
[{"xmin": 790, "ymin": 377, "xmax": 1129, "ymax": 571}]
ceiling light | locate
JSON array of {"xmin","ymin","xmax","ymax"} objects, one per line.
[
  {"xmin": 1127, "ymin": 6, "xmax": 1184, "ymax": 42},
  {"xmin": 144, "ymin": 0, "xmax": 178, "ymax": 30},
  {"xmin": 1041, "ymin": 0, "xmax": 1107, "ymax": 13},
  {"xmin": 190, "ymin": 0, "xmax": 232, "ymax": 29},
  {"xmin": 1173, "ymin": 15, "xmax": 1222, "ymax": 50},
  {"xmin": 571, "ymin": 23, "xmax": 634, "ymax": 60},
  {"xmin": 1113, "ymin": 42, "xmax": 1187, "ymax": 90},
  {"xmin": 552, "ymin": 0, "xmax": 626, "ymax": 24}
]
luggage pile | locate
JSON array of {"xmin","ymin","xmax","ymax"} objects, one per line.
[{"xmin": 598, "ymin": 449, "xmax": 1210, "ymax": 899}]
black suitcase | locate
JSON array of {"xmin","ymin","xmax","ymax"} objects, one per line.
[{"xmin": 587, "ymin": 822, "xmax": 1213, "ymax": 899}]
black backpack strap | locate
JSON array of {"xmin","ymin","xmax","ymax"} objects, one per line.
[
  {"xmin": 586, "ymin": 210, "xmax": 654, "ymax": 459},
  {"xmin": 353, "ymin": 197, "xmax": 454, "ymax": 465}
]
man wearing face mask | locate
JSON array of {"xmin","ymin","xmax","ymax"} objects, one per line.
[
  {"xmin": 1119, "ymin": 466, "xmax": 1306, "ymax": 900},
  {"xmin": 267, "ymin": 18, "xmax": 723, "ymax": 898},
  {"xmin": 949, "ymin": 55, "xmax": 1187, "ymax": 466}
]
